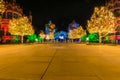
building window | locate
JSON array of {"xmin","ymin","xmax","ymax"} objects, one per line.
[
  {"xmin": 13, "ymin": 13, "xmax": 18, "ymax": 18},
  {"xmin": 7, "ymin": 5, "xmax": 12, "ymax": 10},
  {"xmin": 7, "ymin": 12, "xmax": 12, "ymax": 19},
  {"xmin": 2, "ymin": 13, "xmax": 6, "ymax": 18}
]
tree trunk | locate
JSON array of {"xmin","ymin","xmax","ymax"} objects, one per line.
[
  {"xmin": 21, "ymin": 35, "xmax": 24, "ymax": 43},
  {"xmin": 99, "ymin": 32, "xmax": 102, "ymax": 43}
]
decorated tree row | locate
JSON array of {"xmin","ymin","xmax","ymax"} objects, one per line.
[
  {"xmin": 9, "ymin": 16, "xmax": 34, "ymax": 43},
  {"xmin": 68, "ymin": 26, "xmax": 86, "ymax": 40},
  {"xmin": 87, "ymin": 6, "xmax": 115, "ymax": 43}
]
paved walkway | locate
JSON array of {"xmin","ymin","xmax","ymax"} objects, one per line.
[{"xmin": 0, "ymin": 43, "xmax": 120, "ymax": 80}]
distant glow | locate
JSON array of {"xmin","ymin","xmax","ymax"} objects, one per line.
[
  {"xmin": 88, "ymin": 33, "xmax": 99, "ymax": 42},
  {"xmin": 81, "ymin": 35, "xmax": 88, "ymax": 42},
  {"xmin": 50, "ymin": 24, "xmax": 55, "ymax": 29},
  {"xmin": 59, "ymin": 36, "xmax": 64, "ymax": 39},
  {"xmin": 38, "ymin": 36, "xmax": 43, "ymax": 42},
  {"xmin": 3, "ymin": 36, "xmax": 10, "ymax": 40},
  {"xmin": 35, "ymin": 38, "xmax": 38, "ymax": 42},
  {"xmin": 86, "ymin": 37, "xmax": 89, "ymax": 41},
  {"xmin": 55, "ymin": 31, "xmax": 67, "ymax": 40},
  {"xmin": 69, "ymin": 21, "xmax": 79, "ymax": 30},
  {"xmin": 46, "ymin": 35, "xmax": 49, "ymax": 40},
  {"xmin": 27, "ymin": 34, "xmax": 37, "ymax": 42},
  {"xmin": 45, "ymin": 26, "xmax": 50, "ymax": 34},
  {"xmin": 45, "ymin": 20, "xmax": 55, "ymax": 35}
]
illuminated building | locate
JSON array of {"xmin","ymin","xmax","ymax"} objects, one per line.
[
  {"xmin": 68, "ymin": 20, "xmax": 80, "ymax": 42},
  {"xmin": 68, "ymin": 20, "xmax": 79, "ymax": 32},
  {"xmin": 0, "ymin": 0, "xmax": 32, "ymax": 43},
  {"xmin": 0, "ymin": 0, "xmax": 23, "ymax": 42},
  {"xmin": 107, "ymin": 0, "xmax": 120, "ymax": 43},
  {"xmin": 54, "ymin": 31, "xmax": 68, "ymax": 42},
  {"xmin": 45, "ymin": 20, "xmax": 56, "ymax": 40}
]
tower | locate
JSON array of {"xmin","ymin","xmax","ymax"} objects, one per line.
[{"xmin": 29, "ymin": 11, "xmax": 32, "ymax": 24}]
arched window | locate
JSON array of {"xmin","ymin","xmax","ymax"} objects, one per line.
[
  {"xmin": 2, "ymin": 12, "xmax": 6, "ymax": 18},
  {"xmin": 13, "ymin": 13, "xmax": 18, "ymax": 18},
  {"xmin": 7, "ymin": 12, "xmax": 12, "ymax": 19},
  {"xmin": 6, "ymin": 5, "xmax": 12, "ymax": 10}
]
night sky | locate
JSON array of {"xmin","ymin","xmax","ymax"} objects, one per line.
[{"xmin": 16, "ymin": 0, "xmax": 108, "ymax": 33}]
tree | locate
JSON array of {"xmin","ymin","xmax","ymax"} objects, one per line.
[
  {"xmin": 49, "ymin": 32, "xmax": 54, "ymax": 40},
  {"xmin": 77, "ymin": 26, "xmax": 86, "ymax": 38},
  {"xmin": 9, "ymin": 16, "xmax": 34, "ymax": 43},
  {"xmin": 39, "ymin": 30, "xmax": 45, "ymax": 42},
  {"xmin": 87, "ymin": 6, "xmax": 115, "ymax": 43},
  {"xmin": 68, "ymin": 26, "xmax": 86, "ymax": 41},
  {"xmin": 68, "ymin": 29, "xmax": 77, "ymax": 40},
  {"xmin": 0, "ymin": 1, "xmax": 5, "ymax": 24}
]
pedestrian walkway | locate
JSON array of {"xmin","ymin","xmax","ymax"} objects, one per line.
[{"xmin": 0, "ymin": 44, "xmax": 120, "ymax": 80}]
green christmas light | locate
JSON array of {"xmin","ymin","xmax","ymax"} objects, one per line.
[{"xmin": 88, "ymin": 33, "xmax": 99, "ymax": 42}]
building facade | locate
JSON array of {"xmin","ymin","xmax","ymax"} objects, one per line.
[
  {"xmin": 107, "ymin": 0, "xmax": 120, "ymax": 43},
  {"xmin": 0, "ymin": 0, "xmax": 23, "ymax": 42},
  {"xmin": 0, "ymin": 0, "xmax": 32, "ymax": 43}
]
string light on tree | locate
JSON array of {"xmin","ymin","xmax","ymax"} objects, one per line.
[
  {"xmin": 9, "ymin": 16, "xmax": 34, "ymax": 43},
  {"xmin": 68, "ymin": 26, "xmax": 86, "ymax": 40},
  {"xmin": 87, "ymin": 6, "xmax": 115, "ymax": 43}
]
